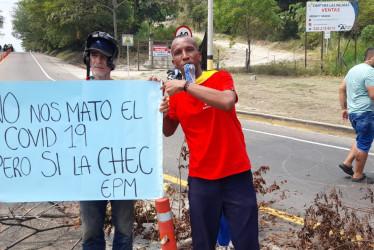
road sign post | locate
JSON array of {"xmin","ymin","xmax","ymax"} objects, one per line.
[
  {"xmin": 324, "ymin": 31, "xmax": 330, "ymax": 55},
  {"xmin": 122, "ymin": 34, "xmax": 134, "ymax": 77}
]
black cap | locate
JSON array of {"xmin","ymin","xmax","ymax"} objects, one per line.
[{"xmin": 88, "ymin": 39, "xmax": 115, "ymax": 57}]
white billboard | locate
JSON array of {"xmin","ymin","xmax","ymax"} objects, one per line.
[{"xmin": 306, "ymin": 1, "xmax": 358, "ymax": 32}]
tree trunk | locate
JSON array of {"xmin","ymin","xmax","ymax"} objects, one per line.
[
  {"xmin": 113, "ymin": 0, "xmax": 120, "ymax": 59},
  {"xmin": 134, "ymin": 0, "xmax": 137, "ymax": 22},
  {"xmin": 113, "ymin": 0, "xmax": 118, "ymax": 41},
  {"xmin": 246, "ymin": 39, "xmax": 251, "ymax": 72}
]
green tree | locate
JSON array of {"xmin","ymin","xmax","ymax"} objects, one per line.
[
  {"xmin": 12, "ymin": 0, "xmax": 177, "ymax": 52},
  {"xmin": 13, "ymin": 0, "xmax": 86, "ymax": 51},
  {"xmin": 272, "ymin": 3, "xmax": 304, "ymax": 41},
  {"xmin": 178, "ymin": 0, "xmax": 207, "ymax": 30},
  {"xmin": 275, "ymin": 0, "xmax": 307, "ymax": 11},
  {"xmin": 12, "ymin": 0, "xmax": 50, "ymax": 51},
  {"xmin": 0, "ymin": 11, "xmax": 3, "ymax": 37},
  {"xmin": 215, "ymin": 0, "xmax": 282, "ymax": 71},
  {"xmin": 0, "ymin": 11, "xmax": 3, "ymax": 26},
  {"xmin": 42, "ymin": 0, "xmax": 101, "ymax": 50},
  {"xmin": 191, "ymin": 3, "xmax": 207, "ymax": 31},
  {"xmin": 357, "ymin": 0, "xmax": 374, "ymax": 34},
  {"xmin": 361, "ymin": 25, "xmax": 374, "ymax": 43},
  {"xmin": 136, "ymin": 0, "xmax": 178, "ymax": 32}
]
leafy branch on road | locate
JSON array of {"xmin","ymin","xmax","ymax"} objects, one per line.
[
  {"xmin": 296, "ymin": 187, "xmax": 374, "ymax": 249},
  {"xmin": 0, "ymin": 202, "xmax": 80, "ymax": 250}
]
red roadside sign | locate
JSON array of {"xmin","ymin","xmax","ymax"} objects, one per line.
[
  {"xmin": 174, "ymin": 26, "xmax": 193, "ymax": 38},
  {"xmin": 153, "ymin": 46, "xmax": 168, "ymax": 57}
]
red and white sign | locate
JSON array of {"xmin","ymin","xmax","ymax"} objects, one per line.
[
  {"xmin": 174, "ymin": 26, "xmax": 193, "ymax": 38},
  {"xmin": 153, "ymin": 46, "xmax": 168, "ymax": 57}
]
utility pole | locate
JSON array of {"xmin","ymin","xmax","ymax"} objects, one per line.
[{"xmin": 207, "ymin": 0, "xmax": 213, "ymax": 70}]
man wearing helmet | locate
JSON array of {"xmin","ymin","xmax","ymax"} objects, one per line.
[
  {"xmin": 83, "ymin": 31, "xmax": 119, "ymax": 80},
  {"xmin": 80, "ymin": 31, "xmax": 134, "ymax": 250}
]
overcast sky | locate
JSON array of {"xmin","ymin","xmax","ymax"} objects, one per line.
[{"xmin": 0, "ymin": 0, "xmax": 24, "ymax": 52}]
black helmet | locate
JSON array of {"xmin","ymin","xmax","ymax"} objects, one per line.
[{"xmin": 83, "ymin": 31, "xmax": 118, "ymax": 70}]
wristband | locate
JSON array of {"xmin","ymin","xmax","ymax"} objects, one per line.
[{"xmin": 183, "ymin": 80, "xmax": 191, "ymax": 92}]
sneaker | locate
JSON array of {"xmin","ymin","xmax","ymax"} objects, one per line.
[
  {"xmin": 339, "ymin": 163, "xmax": 354, "ymax": 176},
  {"xmin": 351, "ymin": 174, "xmax": 374, "ymax": 184}
]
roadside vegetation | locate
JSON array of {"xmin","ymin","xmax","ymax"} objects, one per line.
[
  {"xmin": 0, "ymin": 10, "xmax": 4, "ymax": 36},
  {"xmin": 9, "ymin": 0, "xmax": 374, "ymax": 76}
]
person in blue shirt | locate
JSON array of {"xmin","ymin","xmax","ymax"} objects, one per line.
[{"xmin": 339, "ymin": 47, "xmax": 374, "ymax": 184}]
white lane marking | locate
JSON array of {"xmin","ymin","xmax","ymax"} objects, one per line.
[
  {"xmin": 242, "ymin": 128, "xmax": 374, "ymax": 156},
  {"xmin": 30, "ymin": 52, "xmax": 56, "ymax": 81}
]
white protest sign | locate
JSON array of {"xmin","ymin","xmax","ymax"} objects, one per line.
[
  {"xmin": 306, "ymin": 1, "xmax": 358, "ymax": 32},
  {"xmin": 0, "ymin": 80, "xmax": 163, "ymax": 202}
]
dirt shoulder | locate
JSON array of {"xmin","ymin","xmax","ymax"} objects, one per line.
[
  {"xmin": 61, "ymin": 60, "xmax": 347, "ymax": 128},
  {"xmin": 193, "ymin": 32, "xmax": 304, "ymax": 68},
  {"xmin": 233, "ymin": 74, "xmax": 347, "ymax": 127},
  {"xmin": 57, "ymin": 28, "xmax": 346, "ymax": 129}
]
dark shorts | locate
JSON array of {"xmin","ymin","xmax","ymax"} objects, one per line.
[
  {"xmin": 349, "ymin": 111, "xmax": 374, "ymax": 152},
  {"xmin": 188, "ymin": 170, "xmax": 259, "ymax": 250}
]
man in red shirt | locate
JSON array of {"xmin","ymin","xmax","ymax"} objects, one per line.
[{"xmin": 157, "ymin": 35, "xmax": 259, "ymax": 250}]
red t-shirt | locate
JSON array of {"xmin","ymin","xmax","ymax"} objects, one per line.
[{"xmin": 168, "ymin": 70, "xmax": 251, "ymax": 180}]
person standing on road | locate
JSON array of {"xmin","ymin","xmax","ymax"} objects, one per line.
[
  {"xmin": 80, "ymin": 31, "xmax": 135, "ymax": 249},
  {"xmin": 155, "ymin": 35, "xmax": 259, "ymax": 250},
  {"xmin": 339, "ymin": 47, "xmax": 374, "ymax": 184}
]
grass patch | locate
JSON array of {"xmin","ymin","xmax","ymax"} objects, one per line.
[
  {"xmin": 254, "ymin": 39, "xmax": 303, "ymax": 53},
  {"xmin": 56, "ymin": 50, "xmax": 77, "ymax": 60},
  {"xmin": 220, "ymin": 60, "xmax": 321, "ymax": 77},
  {"xmin": 51, "ymin": 49, "xmax": 85, "ymax": 65},
  {"xmin": 56, "ymin": 50, "xmax": 83, "ymax": 65},
  {"xmin": 222, "ymin": 33, "xmax": 371, "ymax": 77},
  {"xmin": 250, "ymin": 60, "xmax": 321, "ymax": 76}
]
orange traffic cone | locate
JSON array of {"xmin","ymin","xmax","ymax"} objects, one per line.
[{"xmin": 155, "ymin": 197, "xmax": 177, "ymax": 250}]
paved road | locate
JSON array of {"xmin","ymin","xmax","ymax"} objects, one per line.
[
  {"xmin": 0, "ymin": 52, "xmax": 79, "ymax": 81},
  {"xmin": 164, "ymin": 117, "xmax": 374, "ymax": 216}
]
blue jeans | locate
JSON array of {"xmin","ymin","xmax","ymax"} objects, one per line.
[
  {"xmin": 188, "ymin": 170, "xmax": 259, "ymax": 250},
  {"xmin": 349, "ymin": 112, "xmax": 374, "ymax": 152},
  {"xmin": 80, "ymin": 200, "xmax": 134, "ymax": 250}
]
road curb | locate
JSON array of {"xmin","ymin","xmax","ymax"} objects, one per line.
[{"xmin": 236, "ymin": 110, "xmax": 356, "ymax": 138}]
